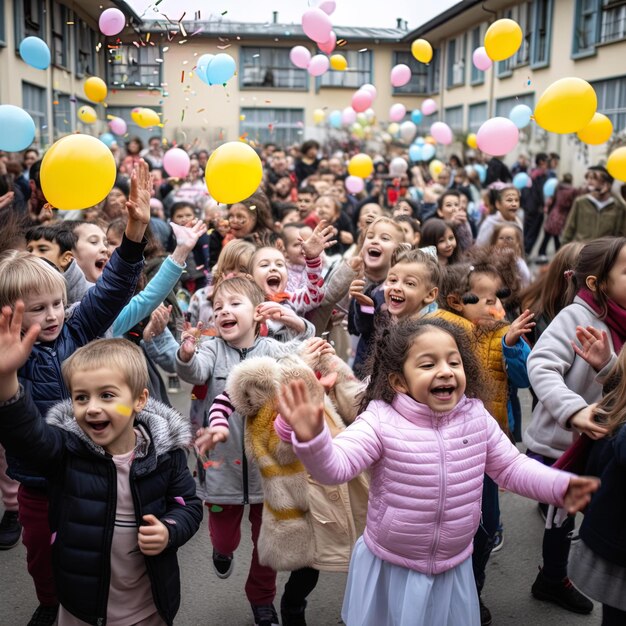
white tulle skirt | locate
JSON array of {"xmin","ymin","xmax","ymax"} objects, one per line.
[{"xmin": 341, "ymin": 537, "xmax": 480, "ymax": 626}]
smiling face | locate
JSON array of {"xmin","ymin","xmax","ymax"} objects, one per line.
[
  {"xmin": 392, "ymin": 201, "xmax": 413, "ymax": 218},
  {"xmin": 251, "ymin": 248, "xmax": 288, "ymax": 296},
  {"xmin": 73, "ymin": 223, "xmax": 109, "ymax": 283},
  {"xmin": 496, "ymin": 189, "xmax": 520, "ymax": 221},
  {"xmin": 357, "ymin": 203, "xmax": 383, "ymax": 232},
  {"xmin": 390, "ymin": 328, "xmax": 466, "ymax": 412},
  {"xmin": 21, "ymin": 289, "xmax": 65, "ymax": 343},
  {"xmin": 228, "ymin": 204, "xmax": 256, "ymax": 238},
  {"xmin": 437, "ymin": 194, "xmax": 460, "ymax": 221},
  {"xmin": 362, "ymin": 221, "xmax": 403, "ymax": 278},
  {"xmin": 315, "ymin": 196, "xmax": 339, "ymax": 223},
  {"xmin": 453, "ymin": 272, "xmax": 506, "ymax": 327},
  {"xmin": 283, "ymin": 226, "xmax": 312, "ymax": 266},
  {"xmin": 384, "ymin": 262, "xmax": 438, "ymax": 320},
  {"xmin": 436, "ymin": 227, "xmax": 457, "ymax": 264},
  {"xmin": 71, "ymin": 367, "xmax": 148, "ymax": 456},
  {"xmin": 212, "ymin": 289, "xmax": 261, "ymax": 348}
]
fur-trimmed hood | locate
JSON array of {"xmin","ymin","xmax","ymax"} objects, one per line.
[{"xmin": 45, "ymin": 397, "xmax": 192, "ymax": 458}]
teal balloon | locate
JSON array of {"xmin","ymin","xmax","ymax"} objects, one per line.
[
  {"xmin": 409, "ymin": 144, "xmax": 422, "ymax": 161},
  {"xmin": 509, "ymin": 104, "xmax": 532, "ymax": 129},
  {"xmin": 0, "ymin": 105, "xmax": 36, "ymax": 151},
  {"xmin": 205, "ymin": 53, "xmax": 236, "ymax": 85},
  {"xmin": 329, "ymin": 110, "xmax": 342, "ymax": 129},
  {"xmin": 474, "ymin": 163, "xmax": 486, "ymax": 184},
  {"xmin": 543, "ymin": 177, "xmax": 558, "ymax": 198},
  {"xmin": 411, "ymin": 110, "xmax": 423, "ymax": 124},
  {"xmin": 19, "ymin": 36, "xmax": 50, "ymax": 70},
  {"xmin": 99, "ymin": 132, "xmax": 117, "ymax": 147},
  {"xmin": 513, "ymin": 172, "xmax": 531, "ymax": 190},
  {"xmin": 196, "ymin": 53, "xmax": 214, "ymax": 84},
  {"xmin": 421, "ymin": 143, "xmax": 436, "ymax": 161}
]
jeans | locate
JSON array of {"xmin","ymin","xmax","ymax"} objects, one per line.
[{"xmin": 472, "ymin": 475, "xmax": 500, "ymax": 594}]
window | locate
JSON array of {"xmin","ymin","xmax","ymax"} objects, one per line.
[
  {"xmin": 591, "ymin": 76, "xmax": 626, "ymax": 133},
  {"xmin": 107, "ymin": 106, "xmax": 163, "ymax": 144},
  {"xmin": 107, "ymin": 45, "xmax": 162, "ymax": 89},
  {"xmin": 14, "ymin": 0, "xmax": 44, "ymax": 47},
  {"xmin": 600, "ymin": 0, "xmax": 626, "ymax": 43},
  {"xmin": 497, "ymin": 3, "xmax": 532, "ymax": 76},
  {"xmin": 468, "ymin": 102, "xmax": 488, "ymax": 132},
  {"xmin": 531, "ymin": 0, "xmax": 553, "ymax": 67},
  {"xmin": 241, "ymin": 47, "xmax": 308, "ymax": 90},
  {"xmin": 0, "ymin": 0, "xmax": 6, "ymax": 45},
  {"xmin": 240, "ymin": 108, "xmax": 304, "ymax": 145},
  {"xmin": 320, "ymin": 50, "xmax": 372, "ymax": 88},
  {"xmin": 470, "ymin": 26, "xmax": 486, "ymax": 85},
  {"xmin": 392, "ymin": 49, "xmax": 440, "ymax": 95},
  {"xmin": 444, "ymin": 106, "xmax": 464, "ymax": 134},
  {"xmin": 573, "ymin": 0, "xmax": 599, "ymax": 54},
  {"xmin": 76, "ymin": 19, "xmax": 96, "ymax": 77},
  {"xmin": 22, "ymin": 82, "xmax": 47, "ymax": 145},
  {"xmin": 51, "ymin": 2, "xmax": 69, "ymax": 68},
  {"xmin": 53, "ymin": 93, "xmax": 72, "ymax": 138},
  {"xmin": 446, "ymin": 34, "xmax": 466, "ymax": 88}
]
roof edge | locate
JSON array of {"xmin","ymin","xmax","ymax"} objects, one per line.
[{"xmin": 401, "ymin": 0, "xmax": 484, "ymax": 41}]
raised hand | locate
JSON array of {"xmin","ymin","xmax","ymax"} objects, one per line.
[
  {"xmin": 569, "ymin": 404, "xmax": 608, "ymax": 440},
  {"xmin": 299, "ymin": 336, "xmax": 336, "ymax": 370},
  {"xmin": 571, "ymin": 326, "xmax": 612, "ymax": 372},
  {"xmin": 349, "ymin": 278, "xmax": 374, "ymax": 308},
  {"xmin": 301, "ymin": 220, "xmax": 337, "ymax": 260},
  {"xmin": 255, "ymin": 302, "xmax": 305, "ymax": 333},
  {"xmin": 563, "ymin": 476, "xmax": 600, "ymax": 514},
  {"xmin": 195, "ymin": 426, "xmax": 229, "ymax": 456},
  {"xmin": 179, "ymin": 321, "xmax": 203, "ymax": 362},
  {"xmin": 504, "ymin": 309, "xmax": 535, "ymax": 347},
  {"xmin": 170, "ymin": 219, "xmax": 208, "ymax": 264},
  {"xmin": 125, "ymin": 159, "xmax": 151, "ymax": 242},
  {"xmin": 143, "ymin": 304, "xmax": 172, "ymax": 342},
  {"xmin": 138, "ymin": 514, "xmax": 169, "ymax": 556},
  {"xmin": 277, "ymin": 380, "xmax": 324, "ymax": 442}
]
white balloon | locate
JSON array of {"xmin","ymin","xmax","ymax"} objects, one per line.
[
  {"xmin": 399, "ymin": 120, "xmax": 417, "ymax": 144},
  {"xmin": 389, "ymin": 157, "xmax": 408, "ymax": 177}
]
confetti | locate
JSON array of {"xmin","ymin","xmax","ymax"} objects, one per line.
[
  {"xmin": 181, "ymin": 70, "xmax": 185, "ymax": 83},
  {"xmin": 359, "ymin": 48, "xmax": 368, "ymax": 53},
  {"xmin": 178, "ymin": 39, "xmax": 187, "ymax": 44},
  {"xmin": 221, "ymin": 10, "xmax": 228, "ymax": 15},
  {"xmin": 179, "ymin": 22, "xmax": 187, "ymax": 37},
  {"xmin": 337, "ymin": 39, "xmax": 347, "ymax": 47},
  {"xmin": 197, "ymin": 108, "xmax": 205, "ymax": 113},
  {"xmin": 115, "ymin": 404, "xmax": 133, "ymax": 417},
  {"xmin": 210, "ymin": 505, "xmax": 224, "ymax": 512},
  {"xmin": 217, "ymin": 44, "xmax": 231, "ymax": 50},
  {"xmin": 50, "ymin": 532, "xmax": 57, "ymax": 545},
  {"xmin": 174, "ymin": 496, "xmax": 186, "ymax": 506}
]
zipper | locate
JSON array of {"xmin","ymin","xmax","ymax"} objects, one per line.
[
  {"xmin": 239, "ymin": 347, "xmax": 249, "ymax": 505},
  {"xmin": 96, "ymin": 458, "xmax": 117, "ymax": 624},
  {"xmin": 428, "ymin": 418, "xmax": 447, "ymax": 575}
]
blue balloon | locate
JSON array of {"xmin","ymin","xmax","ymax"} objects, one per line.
[
  {"xmin": 409, "ymin": 144, "xmax": 422, "ymax": 162},
  {"xmin": 474, "ymin": 163, "xmax": 487, "ymax": 184},
  {"xmin": 415, "ymin": 136, "xmax": 425, "ymax": 146},
  {"xmin": 509, "ymin": 104, "xmax": 532, "ymax": 129},
  {"xmin": 0, "ymin": 105, "xmax": 36, "ymax": 152},
  {"xmin": 543, "ymin": 177, "xmax": 558, "ymax": 198},
  {"xmin": 329, "ymin": 110, "xmax": 342, "ymax": 129},
  {"xmin": 196, "ymin": 53, "xmax": 214, "ymax": 84},
  {"xmin": 19, "ymin": 36, "xmax": 50, "ymax": 70},
  {"xmin": 513, "ymin": 172, "xmax": 531, "ymax": 190},
  {"xmin": 205, "ymin": 53, "xmax": 236, "ymax": 85},
  {"xmin": 421, "ymin": 143, "xmax": 436, "ymax": 161},
  {"xmin": 99, "ymin": 132, "xmax": 117, "ymax": 147},
  {"xmin": 411, "ymin": 110, "xmax": 423, "ymax": 125}
]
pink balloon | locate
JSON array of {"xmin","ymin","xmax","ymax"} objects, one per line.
[
  {"xmin": 476, "ymin": 117, "xmax": 519, "ymax": 156},
  {"xmin": 342, "ymin": 107, "xmax": 357, "ymax": 125},
  {"xmin": 430, "ymin": 122, "xmax": 453, "ymax": 145},
  {"xmin": 345, "ymin": 175, "xmax": 364, "ymax": 194},
  {"xmin": 290, "ymin": 46, "xmax": 311, "ymax": 69},
  {"xmin": 319, "ymin": 31, "xmax": 337, "ymax": 54},
  {"xmin": 99, "ymin": 8, "xmax": 126, "ymax": 37},
  {"xmin": 360, "ymin": 83, "xmax": 377, "ymax": 100},
  {"xmin": 308, "ymin": 54, "xmax": 330, "ymax": 77},
  {"xmin": 302, "ymin": 8, "xmax": 333, "ymax": 44},
  {"xmin": 390, "ymin": 64, "xmax": 412, "ymax": 87},
  {"xmin": 163, "ymin": 148, "xmax": 191, "ymax": 179},
  {"xmin": 108, "ymin": 117, "xmax": 127, "ymax": 135},
  {"xmin": 318, "ymin": 0, "xmax": 336, "ymax": 15},
  {"xmin": 421, "ymin": 98, "xmax": 438, "ymax": 116},
  {"xmin": 352, "ymin": 89, "xmax": 373, "ymax": 113},
  {"xmin": 472, "ymin": 47, "xmax": 492, "ymax": 72},
  {"xmin": 389, "ymin": 103, "xmax": 406, "ymax": 123}
]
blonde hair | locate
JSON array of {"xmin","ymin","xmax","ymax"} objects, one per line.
[
  {"xmin": 0, "ymin": 250, "xmax": 67, "ymax": 308},
  {"xmin": 62, "ymin": 338, "xmax": 148, "ymax": 398},
  {"xmin": 212, "ymin": 276, "xmax": 265, "ymax": 309},
  {"xmin": 366, "ymin": 216, "xmax": 405, "ymax": 241},
  {"xmin": 213, "ymin": 239, "xmax": 256, "ymax": 285}
]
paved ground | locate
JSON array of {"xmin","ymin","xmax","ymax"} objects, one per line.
[{"xmin": 0, "ymin": 386, "xmax": 603, "ymax": 625}]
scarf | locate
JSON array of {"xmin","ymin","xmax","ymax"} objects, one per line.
[{"xmin": 577, "ymin": 288, "xmax": 626, "ymax": 352}]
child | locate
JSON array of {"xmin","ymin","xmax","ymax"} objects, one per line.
[
  {"xmin": 314, "ymin": 195, "xmax": 354, "ymax": 258},
  {"xmin": 568, "ymin": 343, "xmax": 626, "ymax": 625},
  {"xmin": 355, "ymin": 202, "xmax": 384, "ymax": 237},
  {"xmin": 175, "ymin": 277, "xmax": 313, "ymax": 626},
  {"xmin": 434, "ymin": 189, "xmax": 473, "ymax": 252},
  {"xmin": 523, "ymin": 236, "xmax": 626, "ymax": 614},
  {"xmin": 0, "ymin": 325, "xmax": 202, "ymax": 625},
  {"xmin": 227, "ymin": 191, "xmax": 275, "ymax": 242},
  {"xmin": 66, "ymin": 220, "xmax": 109, "ymax": 284},
  {"xmin": 277, "ymin": 317, "xmax": 598, "ymax": 626},
  {"xmin": 296, "ymin": 185, "xmax": 318, "ymax": 222},
  {"xmin": 420, "ymin": 219, "xmax": 460, "ymax": 266},
  {"xmin": 393, "ymin": 214, "xmax": 421, "ymax": 246},
  {"xmin": 281, "ymin": 223, "xmax": 314, "ymax": 292},
  {"xmin": 0, "ymin": 160, "xmax": 152, "ymax": 625},
  {"xmin": 489, "ymin": 222, "xmax": 531, "ymax": 288},
  {"xmin": 476, "ymin": 185, "xmax": 523, "ymax": 247}
]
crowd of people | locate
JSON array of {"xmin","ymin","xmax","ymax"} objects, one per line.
[{"xmin": 0, "ymin": 134, "xmax": 625, "ymax": 626}]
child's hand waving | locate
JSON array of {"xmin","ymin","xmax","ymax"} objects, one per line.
[
  {"xmin": 571, "ymin": 325, "xmax": 612, "ymax": 372},
  {"xmin": 143, "ymin": 304, "xmax": 172, "ymax": 342},
  {"xmin": 301, "ymin": 220, "xmax": 337, "ymax": 260},
  {"xmin": 569, "ymin": 403, "xmax": 608, "ymax": 440},
  {"xmin": 278, "ymin": 380, "xmax": 324, "ymax": 442},
  {"xmin": 170, "ymin": 219, "xmax": 208, "ymax": 263},
  {"xmin": 195, "ymin": 426, "xmax": 229, "ymax": 456},
  {"xmin": 125, "ymin": 159, "xmax": 151, "ymax": 242},
  {"xmin": 349, "ymin": 279, "xmax": 374, "ymax": 308},
  {"xmin": 256, "ymin": 302, "xmax": 306, "ymax": 333},
  {"xmin": 138, "ymin": 514, "xmax": 169, "ymax": 556},
  {"xmin": 563, "ymin": 476, "xmax": 600, "ymax": 514},
  {"xmin": 179, "ymin": 321, "xmax": 203, "ymax": 362},
  {"xmin": 504, "ymin": 309, "xmax": 535, "ymax": 347}
]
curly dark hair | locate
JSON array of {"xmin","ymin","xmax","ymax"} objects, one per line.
[{"xmin": 359, "ymin": 317, "xmax": 486, "ymax": 412}]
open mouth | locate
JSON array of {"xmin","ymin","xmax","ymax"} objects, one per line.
[
  {"xmin": 43, "ymin": 325, "xmax": 59, "ymax": 334},
  {"xmin": 266, "ymin": 275, "xmax": 282, "ymax": 289},
  {"xmin": 367, "ymin": 248, "xmax": 382, "ymax": 259},
  {"xmin": 220, "ymin": 320, "xmax": 237, "ymax": 330},
  {"xmin": 95, "ymin": 259, "xmax": 107, "ymax": 270},
  {"xmin": 431, "ymin": 386, "xmax": 455, "ymax": 400},
  {"xmin": 88, "ymin": 421, "xmax": 110, "ymax": 432},
  {"xmin": 388, "ymin": 294, "xmax": 405, "ymax": 306}
]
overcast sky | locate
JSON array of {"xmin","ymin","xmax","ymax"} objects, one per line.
[{"xmin": 126, "ymin": 0, "xmax": 460, "ymax": 30}]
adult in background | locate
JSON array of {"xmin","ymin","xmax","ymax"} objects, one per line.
[
  {"xmin": 522, "ymin": 153, "xmax": 550, "ymax": 255},
  {"xmin": 485, "ymin": 155, "xmax": 512, "ymax": 186},
  {"xmin": 295, "ymin": 140, "xmax": 321, "ymax": 186},
  {"xmin": 140, "ymin": 136, "xmax": 164, "ymax": 169}
]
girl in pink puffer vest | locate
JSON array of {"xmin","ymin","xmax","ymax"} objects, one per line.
[{"xmin": 278, "ymin": 318, "xmax": 599, "ymax": 626}]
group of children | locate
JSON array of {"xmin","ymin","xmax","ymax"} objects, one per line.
[{"xmin": 0, "ymin": 152, "xmax": 625, "ymax": 626}]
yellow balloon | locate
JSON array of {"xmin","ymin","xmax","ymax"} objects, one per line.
[
  {"xmin": 429, "ymin": 159, "xmax": 444, "ymax": 178},
  {"xmin": 467, "ymin": 133, "xmax": 478, "ymax": 149},
  {"xmin": 84, "ymin": 76, "xmax": 107, "ymax": 103},
  {"xmin": 41, "ymin": 135, "xmax": 116, "ymax": 210},
  {"xmin": 330, "ymin": 54, "xmax": 347, "ymax": 71},
  {"xmin": 607, "ymin": 147, "xmax": 626, "ymax": 182},
  {"xmin": 131, "ymin": 108, "xmax": 142, "ymax": 125},
  {"xmin": 387, "ymin": 122, "xmax": 399, "ymax": 136},
  {"xmin": 205, "ymin": 142, "xmax": 263, "ymax": 204},
  {"xmin": 77, "ymin": 105, "xmax": 97, "ymax": 124},
  {"xmin": 411, "ymin": 38, "xmax": 433, "ymax": 64},
  {"xmin": 484, "ymin": 19, "xmax": 523, "ymax": 61},
  {"xmin": 534, "ymin": 77, "xmax": 597, "ymax": 134},
  {"xmin": 135, "ymin": 108, "xmax": 161, "ymax": 128},
  {"xmin": 576, "ymin": 112, "xmax": 613, "ymax": 145},
  {"xmin": 348, "ymin": 153, "xmax": 373, "ymax": 178},
  {"xmin": 351, "ymin": 123, "xmax": 365, "ymax": 139},
  {"xmin": 313, "ymin": 108, "xmax": 325, "ymax": 125},
  {"xmin": 425, "ymin": 136, "xmax": 437, "ymax": 145}
]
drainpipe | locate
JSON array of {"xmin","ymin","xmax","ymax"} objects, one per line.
[{"xmin": 45, "ymin": 0, "xmax": 54, "ymax": 146}]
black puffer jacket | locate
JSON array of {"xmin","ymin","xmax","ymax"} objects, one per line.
[{"xmin": 0, "ymin": 391, "xmax": 202, "ymax": 626}]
